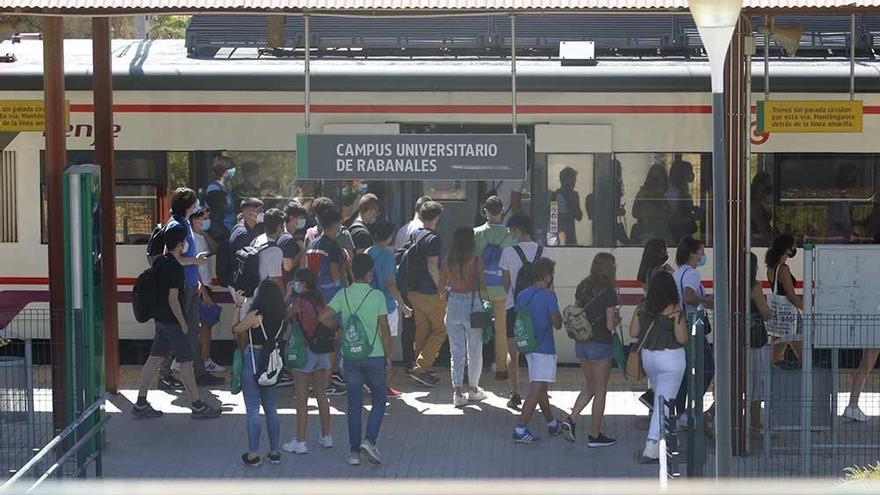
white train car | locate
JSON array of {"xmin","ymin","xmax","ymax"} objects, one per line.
[{"xmin": 2, "ymin": 38, "xmax": 879, "ymax": 362}]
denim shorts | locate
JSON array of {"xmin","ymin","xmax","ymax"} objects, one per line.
[
  {"xmin": 295, "ymin": 347, "xmax": 331, "ymax": 373},
  {"xmin": 575, "ymin": 341, "xmax": 613, "ymax": 362}
]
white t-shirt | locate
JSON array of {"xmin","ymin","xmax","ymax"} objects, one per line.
[
  {"xmin": 193, "ymin": 232, "xmax": 213, "ymax": 286},
  {"xmin": 253, "ymin": 233, "xmax": 283, "ymax": 282},
  {"xmin": 673, "ymin": 264, "xmax": 704, "ymax": 314},
  {"xmin": 499, "ymin": 241, "xmax": 552, "ymax": 309},
  {"xmin": 393, "ymin": 218, "xmax": 423, "ymax": 250}
]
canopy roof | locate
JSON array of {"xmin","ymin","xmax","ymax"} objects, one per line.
[{"xmin": 2, "ymin": 0, "xmax": 880, "ymax": 15}]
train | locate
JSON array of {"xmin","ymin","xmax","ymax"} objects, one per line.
[{"xmin": 2, "ymin": 37, "xmax": 880, "ymax": 362}]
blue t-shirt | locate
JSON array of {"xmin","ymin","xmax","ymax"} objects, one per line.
[
  {"xmin": 205, "ymin": 181, "xmax": 235, "ymax": 230},
  {"xmin": 165, "ymin": 214, "xmax": 199, "ymax": 288},
  {"xmin": 366, "ymin": 245, "xmax": 397, "ymax": 313},
  {"xmin": 515, "ymin": 286, "xmax": 560, "ymax": 355}
]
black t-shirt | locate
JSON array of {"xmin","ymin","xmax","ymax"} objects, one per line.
[
  {"xmin": 276, "ymin": 232, "xmax": 301, "ymax": 284},
  {"xmin": 154, "ymin": 254, "xmax": 185, "ymax": 324},
  {"xmin": 349, "ymin": 221, "xmax": 375, "ymax": 252},
  {"xmin": 229, "ymin": 222, "xmax": 264, "ymax": 253},
  {"xmin": 413, "ymin": 228, "xmax": 443, "ymax": 295},
  {"xmin": 575, "ymin": 281, "xmax": 618, "ymax": 344}
]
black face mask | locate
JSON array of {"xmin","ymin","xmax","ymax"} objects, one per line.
[
  {"xmin": 788, "ymin": 247, "xmax": 798, "ymax": 258},
  {"xmin": 659, "ymin": 253, "xmax": 669, "ymax": 264}
]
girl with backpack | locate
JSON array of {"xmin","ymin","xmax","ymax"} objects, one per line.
[
  {"xmin": 282, "ymin": 269, "xmax": 334, "ymax": 455},
  {"xmin": 628, "ymin": 271, "xmax": 688, "ymax": 462},
  {"xmin": 559, "ymin": 253, "xmax": 618, "ymax": 448},
  {"xmin": 443, "ymin": 227, "xmax": 488, "ymax": 408},
  {"xmin": 231, "ymin": 279, "xmax": 285, "ymax": 467}
]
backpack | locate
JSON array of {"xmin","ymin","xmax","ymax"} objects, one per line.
[
  {"xmin": 145, "ymin": 224, "xmax": 165, "ymax": 266},
  {"xmin": 340, "ymin": 289, "xmax": 379, "ymax": 360},
  {"xmin": 306, "ymin": 237, "xmax": 340, "ymax": 294},
  {"xmin": 480, "ymin": 229, "xmax": 510, "ymax": 288},
  {"xmin": 513, "ymin": 245, "xmax": 544, "ymax": 298},
  {"xmin": 394, "ymin": 230, "xmax": 431, "ymax": 292},
  {"xmin": 231, "ymin": 239, "xmax": 277, "ymax": 297},
  {"xmin": 132, "ymin": 258, "xmax": 160, "ymax": 323},
  {"xmin": 562, "ymin": 289, "xmax": 606, "ymax": 342},
  {"xmin": 513, "ymin": 291, "xmax": 539, "ymax": 354}
]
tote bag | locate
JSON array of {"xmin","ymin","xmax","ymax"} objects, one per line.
[{"xmin": 768, "ymin": 266, "xmax": 798, "ymax": 338}]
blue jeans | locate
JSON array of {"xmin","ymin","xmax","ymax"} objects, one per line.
[
  {"xmin": 242, "ymin": 346, "xmax": 280, "ymax": 453},
  {"xmin": 343, "ymin": 356, "xmax": 388, "ymax": 453},
  {"xmin": 445, "ymin": 293, "xmax": 483, "ymax": 388}
]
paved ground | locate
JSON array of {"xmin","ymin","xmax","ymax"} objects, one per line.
[{"xmin": 101, "ymin": 366, "xmax": 662, "ymax": 479}]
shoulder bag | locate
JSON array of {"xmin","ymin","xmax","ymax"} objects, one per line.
[
  {"xmin": 625, "ymin": 316, "xmax": 656, "ymax": 383},
  {"xmin": 768, "ymin": 265, "xmax": 798, "ymax": 338}
]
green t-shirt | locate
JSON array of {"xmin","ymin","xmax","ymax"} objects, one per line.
[
  {"xmin": 474, "ymin": 222, "xmax": 516, "ymax": 298},
  {"xmin": 328, "ymin": 283, "xmax": 388, "ymax": 358}
]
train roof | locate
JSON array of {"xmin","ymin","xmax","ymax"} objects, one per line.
[{"xmin": 2, "ymin": 38, "xmax": 880, "ymax": 92}]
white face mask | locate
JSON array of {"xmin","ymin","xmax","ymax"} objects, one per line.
[
  {"xmin": 292, "ymin": 281, "xmax": 304, "ymax": 294},
  {"xmin": 296, "ymin": 218, "xmax": 307, "ymax": 230},
  {"xmin": 256, "ymin": 212, "xmax": 265, "ymax": 224},
  {"xmin": 182, "ymin": 240, "xmax": 190, "ymax": 253}
]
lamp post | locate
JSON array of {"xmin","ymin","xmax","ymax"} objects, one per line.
[{"xmin": 689, "ymin": 0, "xmax": 742, "ymax": 478}]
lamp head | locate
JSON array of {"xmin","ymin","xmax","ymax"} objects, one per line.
[{"xmin": 689, "ymin": 0, "xmax": 743, "ymax": 92}]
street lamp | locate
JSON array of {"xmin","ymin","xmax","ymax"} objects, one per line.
[{"xmin": 689, "ymin": 0, "xmax": 742, "ymax": 478}]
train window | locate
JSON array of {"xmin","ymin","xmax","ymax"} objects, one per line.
[
  {"xmin": 546, "ymin": 154, "xmax": 593, "ymax": 247},
  {"xmin": 753, "ymin": 153, "xmax": 880, "ymax": 245},
  {"xmin": 425, "ymin": 181, "xmax": 467, "ymax": 201},
  {"xmin": 616, "ymin": 153, "xmax": 711, "ymax": 247},
  {"xmin": 220, "ymin": 151, "xmax": 299, "ymax": 211},
  {"xmin": 39, "ymin": 151, "xmax": 166, "ymax": 245}
]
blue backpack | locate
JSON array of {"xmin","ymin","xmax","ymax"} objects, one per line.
[{"xmin": 481, "ymin": 229, "xmax": 510, "ymax": 288}]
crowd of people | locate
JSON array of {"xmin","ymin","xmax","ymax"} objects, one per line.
[{"xmin": 130, "ymin": 155, "xmax": 878, "ymax": 468}]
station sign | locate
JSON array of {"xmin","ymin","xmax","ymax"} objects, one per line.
[
  {"xmin": 756, "ymin": 100, "xmax": 863, "ymax": 133},
  {"xmin": 0, "ymin": 100, "xmax": 70, "ymax": 132},
  {"xmin": 296, "ymin": 133, "xmax": 527, "ymax": 181}
]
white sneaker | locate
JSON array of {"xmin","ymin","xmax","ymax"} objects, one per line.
[
  {"xmin": 204, "ymin": 359, "xmax": 226, "ymax": 373},
  {"xmin": 642, "ymin": 439, "xmax": 659, "ymax": 460},
  {"xmin": 170, "ymin": 359, "xmax": 181, "ymax": 372},
  {"xmin": 345, "ymin": 452, "xmax": 361, "ymax": 466},
  {"xmin": 318, "ymin": 435, "xmax": 334, "ymax": 449},
  {"xmin": 453, "ymin": 394, "xmax": 468, "ymax": 408},
  {"xmin": 843, "ymin": 405, "xmax": 869, "ymax": 422},
  {"xmin": 468, "ymin": 388, "xmax": 487, "ymax": 402},
  {"xmin": 360, "ymin": 440, "xmax": 382, "ymax": 464},
  {"xmin": 281, "ymin": 439, "xmax": 308, "ymax": 454}
]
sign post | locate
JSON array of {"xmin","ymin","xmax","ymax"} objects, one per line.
[{"xmin": 297, "ymin": 134, "xmax": 527, "ymax": 181}]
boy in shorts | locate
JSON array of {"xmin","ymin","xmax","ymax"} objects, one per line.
[{"xmin": 512, "ymin": 258, "xmax": 562, "ymax": 443}]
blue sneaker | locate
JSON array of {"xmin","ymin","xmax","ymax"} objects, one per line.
[
  {"xmin": 513, "ymin": 428, "xmax": 541, "ymax": 444},
  {"xmin": 548, "ymin": 420, "xmax": 562, "ymax": 437}
]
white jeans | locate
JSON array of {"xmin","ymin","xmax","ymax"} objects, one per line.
[
  {"xmin": 641, "ymin": 347, "xmax": 686, "ymax": 441},
  {"xmin": 445, "ymin": 293, "xmax": 483, "ymax": 389}
]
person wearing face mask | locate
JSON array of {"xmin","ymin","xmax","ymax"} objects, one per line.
[
  {"xmin": 349, "ymin": 193, "xmax": 381, "ymax": 255},
  {"xmin": 204, "ymin": 155, "xmax": 237, "ymax": 231},
  {"xmin": 190, "ymin": 208, "xmax": 224, "ymax": 374},
  {"xmin": 229, "ymin": 198, "xmax": 266, "ymax": 255},
  {"xmin": 278, "ymin": 201, "xmax": 307, "ymax": 287},
  {"xmin": 765, "ymin": 234, "xmax": 804, "ymax": 367},
  {"xmin": 672, "ymin": 236, "xmax": 715, "ymax": 426},
  {"xmin": 636, "ymin": 239, "xmax": 674, "ymax": 294},
  {"xmin": 158, "ymin": 188, "xmax": 220, "ymax": 388},
  {"xmin": 550, "ymin": 167, "xmax": 583, "ymax": 246},
  {"xmin": 666, "ymin": 160, "xmax": 698, "ymax": 242}
]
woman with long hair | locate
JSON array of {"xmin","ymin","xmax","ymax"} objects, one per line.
[
  {"xmin": 765, "ymin": 233, "xmax": 803, "ymax": 364},
  {"xmin": 748, "ymin": 252, "xmax": 772, "ymax": 432},
  {"xmin": 442, "ymin": 226, "xmax": 487, "ymax": 407},
  {"xmin": 560, "ymin": 253, "xmax": 619, "ymax": 448},
  {"xmin": 232, "ymin": 279, "xmax": 286, "ymax": 467},
  {"xmin": 282, "ymin": 269, "xmax": 334, "ymax": 455},
  {"xmin": 636, "ymin": 239, "xmax": 673, "ymax": 293},
  {"xmin": 629, "ymin": 271, "xmax": 688, "ymax": 462}
]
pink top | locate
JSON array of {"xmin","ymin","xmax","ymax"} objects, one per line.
[{"xmin": 446, "ymin": 257, "xmax": 479, "ymax": 294}]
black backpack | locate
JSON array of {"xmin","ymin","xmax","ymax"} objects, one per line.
[
  {"xmin": 395, "ymin": 230, "xmax": 431, "ymax": 292},
  {"xmin": 513, "ymin": 245, "xmax": 544, "ymax": 298},
  {"xmin": 145, "ymin": 224, "xmax": 165, "ymax": 265},
  {"xmin": 232, "ymin": 240, "xmax": 278, "ymax": 297},
  {"xmin": 132, "ymin": 259, "xmax": 160, "ymax": 323}
]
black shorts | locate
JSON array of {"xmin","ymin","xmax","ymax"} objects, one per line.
[
  {"xmin": 506, "ymin": 308, "xmax": 517, "ymax": 339},
  {"xmin": 150, "ymin": 321, "xmax": 194, "ymax": 363}
]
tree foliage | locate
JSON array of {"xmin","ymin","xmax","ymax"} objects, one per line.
[{"xmin": 8, "ymin": 15, "xmax": 190, "ymax": 39}]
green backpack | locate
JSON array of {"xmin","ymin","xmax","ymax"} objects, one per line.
[
  {"xmin": 230, "ymin": 349, "xmax": 243, "ymax": 395},
  {"xmin": 513, "ymin": 293, "xmax": 539, "ymax": 354},
  {"xmin": 284, "ymin": 320, "xmax": 307, "ymax": 370},
  {"xmin": 341, "ymin": 288, "xmax": 380, "ymax": 360}
]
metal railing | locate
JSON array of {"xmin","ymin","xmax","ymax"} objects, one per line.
[{"xmin": 1, "ymin": 392, "xmax": 109, "ymax": 492}]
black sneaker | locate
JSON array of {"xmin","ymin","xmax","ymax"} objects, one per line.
[
  {"xmin": 274, "ymin": 372, "xmax": 295, "ymax": 388},
  {"xmin": 560, "ymin": 418, "xmax": 576, "ymax": 443},
  {"xmin": 242, "ymin": 453, "xmax": 262, "ymax": 467},
  {"xmin": 331, "ymin": 373, "xmax": 346, "ymax": 388},
  {"xmin": 639, "ymin": 390, "xmax": 654, "ymax": 411},
  {"xmin": 158, "ymin": 376, "xmax": 184, "ymax": 391},
  {"xmin": 507, "ymin": 393, "xmax": 523, "ymax": 411},
  {"xmin": 326, "ymin": 385, "xmax": 347, "ymax": 396},
  {"xmin": 587, "ymin": 434, "xmax": 617, "ymax": 448},
  {"xmin": 196, "ymin": 374, "xmax": 225, "ymax": 387},
  {"xmin": 191, "ymin": 403, "xmax": 222, "ymax": 419},
  {"xmin": 407, "ymin": 370, "xmax": 437, "ymax": 387},
  {"xmin": 131, "ymin": 402, "xmax": 163, "ymax": 418},
  {"xmin": 267, "ymin": 451, "xmax": 282, "ymax": 465}
]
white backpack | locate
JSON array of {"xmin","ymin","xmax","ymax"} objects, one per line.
[{"xmin": 249, "ymin": 320, "xmax": 285, "ymax": 387}]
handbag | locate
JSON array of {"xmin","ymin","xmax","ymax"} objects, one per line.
[
  {"xmin": 249, "ymin": 319, "xmax": 285, "ymax": 387},
  {"xmin": 768, "ymin": 266, "xmax": 798, "ymax": 338},
  {"xmin": 469, "ymin": 259, "xmax": 492, "ymax": 330},
  {"xmin": 625, "ymin": 317, "xmax": 656, "ymax": 382}
]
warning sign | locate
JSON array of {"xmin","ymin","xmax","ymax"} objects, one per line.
[
  {"xmin": 0, "ymin": 100, "xmax": 70, "ymax": 132},
  {"xmin": 756, "ymin": 100, "xmax": 863, "ymax": 133}
]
